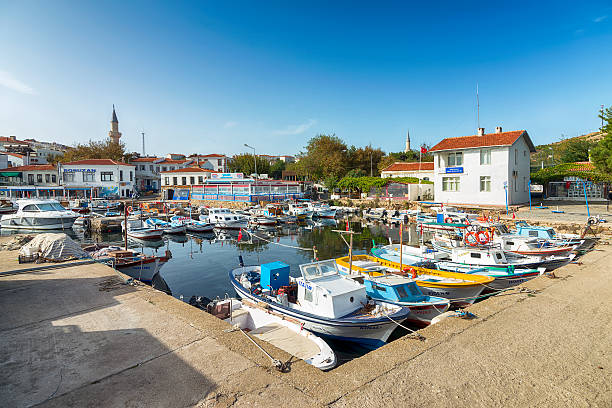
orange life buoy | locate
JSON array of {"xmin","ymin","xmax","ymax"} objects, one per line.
[
  {"xmin": 444, "ymin": 217, "xmax": 453, "ymax": 223},
  {"xmin": 126, "ymin": 205, "xmax": 133, "ymax": 214},
  {"xmin": 465, "ymin": 232, "xmax": 479, "ymax": 247},
  {"xmin": 410, "ymin": 268, "xmax": 417, "ymax": 279},
  {"xmin": 475, "ymin": 230, "xmax": 489, "ymax": 245}
]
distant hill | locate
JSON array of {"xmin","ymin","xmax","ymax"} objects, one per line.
[
  {"xmin": 531, "ymin": 131, "xmax": 604, "ymax": 167},
  {"xmin": 547, "ymin": 131, "xmax": 604, "ymax": 146}
]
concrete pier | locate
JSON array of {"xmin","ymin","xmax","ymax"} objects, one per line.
[{"xmin": 1, "ymin": 240, "xmax": 611, "ymax": 407}]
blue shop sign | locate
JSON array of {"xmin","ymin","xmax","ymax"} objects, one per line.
[{"xmin": 445, "ymin": 167, "xmax": 463, "ymax": 174}]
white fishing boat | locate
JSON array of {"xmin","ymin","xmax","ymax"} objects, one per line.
[
  {"xmin": 170, "ymin": 216, "xmax": 214, "ymax": 232},
  {"xmin": 87, "ymin": 246, "xmax": 171, "ymax": 283},
  {"xmin": 305, "ymin": 202, "xmax": 336, "ymax": 219},
  {"xmin": 0, "ymin": 199, "xmax": 79, "ymax": 230},
  {"xmin": 230, "ymin": 260, "xmax": 411, "ymax": 349},
  {"xmin": 285, "ymin": 203, "xmax": 314, "ymax": 219},
  {"xmin": 208, "ymin": 208, "xmax": 249, "ymax": 230},
  {"xmin": 205, "ymin": 297, "xmax": 336, "ymax": 370},
  {"xmin": 145, "ymin": 218, "xmax": 187, "ymax": 234},
  {"xmin": 121, "ymin": 219, "xmax": 164, "ymax": 240}
]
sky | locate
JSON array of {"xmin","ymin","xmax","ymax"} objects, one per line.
[{"xmin": 1, "ymin": 1, "xmax": 611, "ymax": 157}]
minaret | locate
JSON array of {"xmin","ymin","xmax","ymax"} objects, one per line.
[
  {"xmin": 108, "ymin": 105, "xmax": 122, "ymax": 143},
  {"xmin": 404, "ymin": 130, "xmax": 411, "ymax": 152}
]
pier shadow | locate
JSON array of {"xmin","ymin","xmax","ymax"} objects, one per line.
[{"xmin": 0, "ymin": 274, "xmax": 219, "ymax": 407}]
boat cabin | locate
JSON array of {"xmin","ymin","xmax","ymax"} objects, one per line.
[
  {"xmin": 363, "ymin": 275, "xmax": 426, "ymax": 303},
  {"xmin": 515, "ymin": 222, "xmax": 556, "ymax": 240},
  {"xmin": 451, "ymin": 247, "xmax": 509, "ymax": 265},
  {"xmin": 296, "ymin": 260, "xmax": 367, "ymax": 319}
]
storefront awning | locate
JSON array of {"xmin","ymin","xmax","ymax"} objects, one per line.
[{"xmin": 0, "ymin": 172, "xmax": 21, "ymax": 177}]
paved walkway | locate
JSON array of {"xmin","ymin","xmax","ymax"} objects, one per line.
[{"xmin": 1, "ymin": 242, "xmax": 611, "ymax": 407}]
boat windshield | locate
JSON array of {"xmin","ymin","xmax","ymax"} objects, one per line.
[
  {"xmin": 35, "ymin": 203, "xmax": 66, "ymax": 212},
  {"xmin": 299, "ymin": 260, "xmax": 338, "ymax": 281}
]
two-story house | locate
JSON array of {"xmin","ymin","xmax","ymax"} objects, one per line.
[
  {"xmin": 430, "ymin": 127, "xmax": 536, "ymax": 206},
  {"xmin": 61, "ymin": 159, "xmax": 136, "ymax": 199}
]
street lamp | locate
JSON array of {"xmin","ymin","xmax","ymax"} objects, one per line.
[{"xmin": 244, "ymin": 143, "xmax": 257, "ymax": 184}]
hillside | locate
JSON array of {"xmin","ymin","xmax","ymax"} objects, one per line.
[{"xmin": 531, "ymin": 131, "xmax": 604, "ymax": 167}]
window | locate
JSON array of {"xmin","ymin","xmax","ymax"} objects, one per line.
[
  {"xmin": 170, "ymin": 166, "xmax": 175, "ymax": 170},
  {"xmin": 198, "ymin": 176, "xmax": 203, "ymax": 183},
  {"xmin": 480, "ymin": 149, "xmax": 491, "ymax": 165},
  {"xmin": 140, "ymin": 165, "xmax": 145, "ymax": 170},
  {"xmin": 218, "ymin": 159, "xmax": 222, "ymax": 165},
  {"xmin": 45, "ymin": 174, "xmax": 50, "ymax": 183},
  {"xmin": 442, "ymin": 176, "xmax": 460, "ymax": 192},
  {"xmin": 164, "ymin": 177, "xmax": 170, "ymax": 185},
  {"xmin": 515, "ymin": 149, "xmax": 518, "ymax": 165},
  {"xmin": 156, "ymin": 166, "xmax": 160, "ymax": 172},
  {"xmin": 63, "ymin": 172, "xmax": 75, "ymax": 182},
  {"xmin": 524, "ymin": 150, "xmax": 527, "ymax": 157},
  {"xmin": 529, "ymin": 231, "xmax": 538, "ymax": 237},
  {"xmin": 303, "ymin": 288, "xmax": 313, "ymax": 302},
  {"xmin": 119, "ymin": 170, "xmax": 124, "ymax": 181},
  {"xmin": 22, "ymin": 204, "xmax": 39, "ymax": 212},
  {"xmin": 189, "ymin": 176, "xmax": 195, "ymax": 184},
  {"xmin": 372, "ymin": 284, "xmax": 387, "ymax": 292},
  {"xmin": 422, "ymin": 177, "xmax": 429, "ymax": 181},
  {"xmin": 27, "ymin": 174, "xmax": 34, "ymax": 184},
  {"xmin": 181, "ymin": 177, "xmax": 187, "ymax": 185},
  {"xmin": 130, "ymin": 171, "xmax": 133, "ymax": 182},
  {"xmin": 447, "ymin": 152, "xmax": 463, "ymax": 166},
  {"xmin": 83, "ymin": 172, "xmax": 95, "ymax": 182},
  {"xmin": 51, "ymin": 175, "xmax": 56, "ymax": 183},
  {"xmin": 470, "ymin": 253, "xmax": 481, "ymax": 258},
  {"xmin": 480, "ymin": 176, "xmax": 491, "ymax": 192},
  {"xmin": 101, "ymin": 172, "xmax": 113, "ymax": 181},
  {"xmin": 37, "ymin": 174, "xmax": 43, "ymax": 183},
  {"xmin": 173, "ymin": 177, "xmax": 177, "ymax": 185},
  {"xmin": 162, "ymin": 166, "xmax": 167, "ymax": 171},
  {"xmin": 495, "ymin": 253, "xmax": 503, "ymax": 260},
  {"xmin": 523, "ymin": 177, "xmax": 527, "ymax": 192},
  {"xmin": 514, "ymin": 179, "xmax": 517, "ymax": 192}
]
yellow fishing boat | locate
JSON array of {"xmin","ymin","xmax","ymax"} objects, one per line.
[{"xmin": 335, "ymin": 254, "xmax": 494, "ymax": 307}]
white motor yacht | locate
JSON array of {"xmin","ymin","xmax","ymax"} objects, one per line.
[
  {"xmin": 207, "ymin": 208, "xmax": 248, "ymax": 230},
  {"xmin": 0, "ymin": 199, "xmax": 79, "ymax": 230}
]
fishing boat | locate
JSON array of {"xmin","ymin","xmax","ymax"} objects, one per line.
[
  {"xmin": 145, "ymin": 218, "xmax": 187, "ymax": 234},
  {"xmin": 248, "ymin": 215, "xmax": 278, "ymax": 227},
  {"xmin": 362, "ymin": 208, "xmax": 387, "ymax": 220},
  {"xmin": 0, "ymin": 199, "xmax": 79, "ymax": 230},
  {"xmin": 334, "ymin": 257, "xmax": 450, "ymax": 326},
  {"xmin": 230, "ymin": 260, "xmax": 411, "ymax": 349},
  {"xmin": 336, "ymin": 254, "xmax": 492, "ymax": 308},
  {"xmin": 306, "ymin": 202, "xmax": 336, "ymax": 219},
  {"xmin": 87, "ymin": 246, "xmax": 171, "ymax": 283},
  {"xmin": 203, "ymin": 297, "xmax": 336, "ymax": 370},
  {"xmin": 122, "ymin": 219, "xmax": 164, "ymax": 240},
  {"xmin": 431, "ymin": 241, "xmax": 574, "ymax": 271},
  {"xmin": 207, "ymin": 208, "xmax": 249, "ymax": 230},
  {"xmin": 170, "ymin": 215, "xmax": 214, "ymax": 232},
  {"xmin": 513, "ymin": 221, "xmax": 598, "ymax": 251},
  {"xmin": 285, "ymin": 203, "xmax": 314, "ymax": 219}
]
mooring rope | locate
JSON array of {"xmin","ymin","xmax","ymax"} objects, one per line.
[{"xmin": 243, "ymin": 229, "xmax": 315, "ymax": 252}]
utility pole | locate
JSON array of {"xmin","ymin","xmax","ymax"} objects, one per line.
[
  {"xmin": 141, "ymin": 132, "xmax": 145, "ymax": 156},
  {"xmin": 476, "ymin": 83, "xmax": 480, "ymax": 131},
  {"xmin": 370, "ymin": 152, "xmax": 373, "ymax": 177}
]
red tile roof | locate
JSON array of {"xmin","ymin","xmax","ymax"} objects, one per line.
[
  {"xmin": 63, "ymin": 159, "xmax": 133, "ymax": 166},
  {"xmin": 382, "ymin": 162, "xmax": 434, "ymax": 172},
  {"xmin": 0, "ymin": 164, "xmax": 56, "ymax": 171},
  {"xmin": 130, "ymin": 157, "xmax": 163, "ymax": 162},
  {"xmin": 161, "ymin": 167, "xmax": 218, "ymax": 174},
  {"xmin": 3, "ymin": 152, "xmax": 24, "ymax": 158},
  {"xmin": 0, "ymin": 136, "xmax": 29, "ymax": 145},
  {"xmin": 429, "ymin": 130, "xmax": 535, "ymax": 153}
]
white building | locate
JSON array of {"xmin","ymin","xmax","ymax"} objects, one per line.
[
  {"xmin": 160, "ymin": 167, "xmax": 218, "ymax": 200},
  {"xmin": 381, "ymin": 162, "xmax": 434, "ymax": 181},
  {"xmin": 430, "ymin": 127, "xmax": 535, "ymax": 206},
  {"xmin": 130, "ymin": 157, "xmax": 193, "ymax": 192},
  {"xmin": 188, "ymin": 154, "xmax": 228, "ymax": 172},
  {"xmin": 61, "ymin": 159, "xmax": 136, "ymax": 199}
]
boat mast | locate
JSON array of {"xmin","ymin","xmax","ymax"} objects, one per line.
[{"xmin": 333, "ymin": 229, "xmax": 357, "ymax": 275}]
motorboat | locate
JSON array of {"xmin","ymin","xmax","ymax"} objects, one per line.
[
  {"xmin": 513, "ymin": 221, "xmax": 598, "ymax": 251},
  {"xmin": 122, "ymin": 219, "xmax": 164, "ymax": 240},
  {"xmin": 334, "ymin": 258, "xmax": 450, "ymax": 326},
  {"xmin": 145, "ymin": 218, "xmax": 187, "ymax": 234},
  {"xmin": 207, "ymin": 208, "xmax": 248, "ymax": 230},
  {"xmin": 285, "ymin": 203, "xmax": 313, "ymax": 219},
  {"xmin": 87, "ymin": 246, "xmax": 171, "ymax": 283},
  {"xmin": 372, "ymin": 244, "xmax": 448, "ymax": 265},
  {"xmin": 0, "ymin": 199, "xmax": 79, "ymax": 230},
  {"xmin": 362, "ymin": 208, "xmax": 387, "ymax": 220},
  {"xmin": 305, "ymin": 202, "xmax": 336, "ymax": 219},
  {"xmin": 336, "ymin": 254, "xmax": 492, "ymax": 308},
  {"xmin": 430, "ymin": 241, "xmax": 574, "ymax": 272},
  {"xmin": 170, "ymin": 215, "xmax": 214, "ymax": 232},
  {"xmin": 248, "ymin": 215, "xmax": 278, "ymax": 227},
  {"xmin": 203, "ymin": 297, "xmax": 336, "ymax": 370},
  {"xmin": 230, "ymin": 260, "xmax": 411, "ymax": 349}
]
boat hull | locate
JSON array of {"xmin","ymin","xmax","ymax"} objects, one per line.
[
  {"xmin": 0, "ymin": 216, "xmax": 76, "ymax": 230},
  {"xmin": 116, "ymin": 257, "xmax": 168, "ymax": 283},
  {"xmin": 230, "ymin": 275, "xmax": 405, "ymax": 349}
]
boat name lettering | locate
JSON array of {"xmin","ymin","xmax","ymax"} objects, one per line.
[{"xmin": 298, "ymin": 280, "xmax": 312, "ymax": 291}]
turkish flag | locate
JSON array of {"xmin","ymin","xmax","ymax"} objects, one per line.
[
  {"xmin": 420, "ymin": 146, "xmax": 428, "ymax": 154},
  {"xmin": 237, "ymin": 229, "xmax": 243, "ymax": 242},
  {"xmin": 346, "ymin": 219, "xmax": 349, "ymax": 231}
]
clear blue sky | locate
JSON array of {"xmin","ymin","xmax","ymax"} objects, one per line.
[{"xmin": 1, "ymin": 1, "xmax": 611, "ymax": 156}]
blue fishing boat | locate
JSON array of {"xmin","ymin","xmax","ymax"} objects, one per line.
[{"xmin": 229, "ymin": 259, "xmax": 411, "ymax": 349}]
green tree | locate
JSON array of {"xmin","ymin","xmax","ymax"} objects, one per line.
[
  {"xmin": 297, "ymin": 134, "xmax": 348, "ymax": 181},
  {"xmin": 377, "ymin": 147, "xmax": 433, "ymax": 173},
  {"xmin": 346, "ymin": 145, "xmax": 385, "ymax": 176},
  {"xmin": 228, "ymin": 153, "xmax": 271, "ymax": 176},
  {"xmin": 269, "ymin": 160, "xmax": 286, "ymax": 179},
  {"xmin": 558, "ymin": 138, "xmax": 596, "ymax": 163},
  {"xmin": 57, "ymin": 139, "xmax": 131, "ymax": 163},
  {"xmin": 591, "ymin": 106, "xmax": 612, "ymax": 173}
]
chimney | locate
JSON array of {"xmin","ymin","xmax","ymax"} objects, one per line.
[
  {"xmin": 495, "ymin": 126, "xmax": 502, "ymax": 134},
  {"xmin": 477, "ymin": 128, "xmax": 485, "ymax": 136},
  {"xmin": 9, "ymin": 136, "xmax": 16, "ymax": 141}
]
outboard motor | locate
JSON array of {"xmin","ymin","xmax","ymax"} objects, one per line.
[{"xmin": 238, "ymin": 255, "xmax": 244, "ymax": 267}]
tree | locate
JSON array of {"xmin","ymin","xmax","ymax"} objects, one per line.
[
  {"xmin": 297, "ymin": 134, "xmax": 348, "ymax": 181},
  {"xmin": 346, "ymin": 145, "xmax": 385, "ymax": 176},
  {"xmin": 377, "ymin": 148, "xmax": 433, "ymax": 173},
  {"xmin": 269, "ymin": 160, "xmax": 286, "ymax": 179},
  {"xmin": 558, "ymin": 138, "xmax": 596, "ymax": 163},
  {"xmin": 591, "ymin": 106, "xmax": 612, "ymax": 173},
  {"xmin": 228, "ymin": 153, "xmax": 271, "ymax": 176},
  {"xmin": 57, "ymin": 139, "xmax": 131, "ymax": 163}
]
